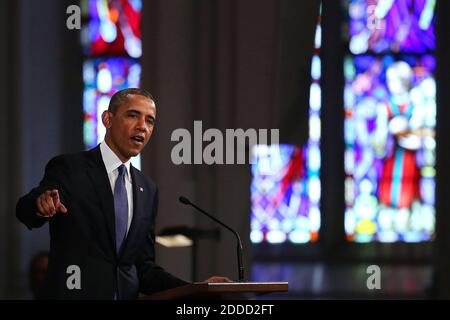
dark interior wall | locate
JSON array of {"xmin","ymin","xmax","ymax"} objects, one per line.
[
  {"xmin": 433, "ymin": 0, "xmax": 450, "ymax": 299},
  {"xmin": 18, "ymin": 6, "xmax": 63, "ymax": 296},
  {"xmin": 15, "ymin": 0, "xmax": 64, "ymax": 298},
  {"xmin": 276, "ymin": 0, "xmax": 318, "ymax": 144},
  {"xmin": 0, "ymin": 0, "xmax": 83, "ymax": 298},
  {"xmin": 0, "ymin": 0, "xmax": 21, "ymax": 299},
  {"xmin": 320, "ymin": 0, "xmax": 346, "ymax": 258},
  {"xmin": 140, "ymin": 0, "xmax": 197, "ymax": 282},
  {"xmin": 141, "ymin": 0, "xmax": 319, "ymax": 281}
]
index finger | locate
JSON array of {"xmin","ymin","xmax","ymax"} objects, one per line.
[
  {"xmin": 49, "ymin": 189, "xmax": 68, "ymax": 215},
  {"xmin": 50, "ymin": 189, "xmax": 60, "ymax": 200}
]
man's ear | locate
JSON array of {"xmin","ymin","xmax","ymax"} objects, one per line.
[{"xmin": 102, "ymin": 110, "xmax": 112, "ymax": 129}]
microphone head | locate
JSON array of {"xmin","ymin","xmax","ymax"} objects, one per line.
[{"xmin": 179, "ymin": 196, "xmax": 191, "ymax": 205}]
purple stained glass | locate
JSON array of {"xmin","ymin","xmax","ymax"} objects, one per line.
[
  {"xmin": 348, "ymin": 0, "xmax": 435, "ymax": 54},
  {"xmin": 250, "ymin": 144, "xmax": 320, "ymax": 244},
  {"xmin": 82, "ymin": 0, "xmax": 142, "ymax": 58},
  {"xmin": 344, "ymin": 54, "xmax": 436, "ymax": 242}
]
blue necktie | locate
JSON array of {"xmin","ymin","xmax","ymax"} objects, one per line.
[{"xmin": 114, "ymin": 164, "xmax": 128, "ymax": 255}]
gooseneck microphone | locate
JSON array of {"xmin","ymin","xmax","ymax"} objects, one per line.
[{"xmin": 179, "ymin": 196, "xmax": 245, "ymax": 282}]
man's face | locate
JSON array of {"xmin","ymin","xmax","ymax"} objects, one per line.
[{"xmin": 103, "ymin": 94, "xmax": 156, "ymax": 162}]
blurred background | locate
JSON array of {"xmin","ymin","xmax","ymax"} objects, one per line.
[{"xmin": 1, "ymin": 0, "xmax": 449, "ymax": 299}]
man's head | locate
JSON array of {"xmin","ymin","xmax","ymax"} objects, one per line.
[
  {"xmin": 29, "ymin": 251, "xmax": 49, "ymax": 299},
  {"xmin": 102, "ymin": 88, "xmax": 156, "ymax": 162}
]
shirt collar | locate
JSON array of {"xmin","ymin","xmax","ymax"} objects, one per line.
[{"xmin": 100, "ymin": 141, "xmax": 132, "ymax": 179}]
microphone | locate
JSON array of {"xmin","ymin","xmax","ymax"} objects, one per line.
[{"xmin": 179, "ymin": 196, "xmax": 245, "ymax": 282}]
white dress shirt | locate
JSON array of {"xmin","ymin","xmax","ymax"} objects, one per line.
[{"xmin": 100, "ymin": 141, "xmax": 134, "ymax": 233}]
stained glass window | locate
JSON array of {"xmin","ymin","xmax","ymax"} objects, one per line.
[
  {"xmin": 81, "ymin": 0, "xmax": 142, "ymax": 57},
  {"xmin": 250, "ymin": 8, "xmax": 322, "ymax": 244},
  {"xmin": 81, "ymin": 0, "xmax": 142, "ymax": 168},
  {"xmin": 348, "ymin": 0, "xmax": 435, "ymax": 54},
  {"xmin": 343, "ymin": 0, "xmax": 436, "ymax": 242}
]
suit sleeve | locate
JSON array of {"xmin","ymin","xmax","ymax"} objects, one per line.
[
  {"xmin": 16, "ymin": 156, "xmax": 71, "ymax": 230},
  {"xmin": 135, "ymin": 187, "xmax": 190, "ymax": 295}
]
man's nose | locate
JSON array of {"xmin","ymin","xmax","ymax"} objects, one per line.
[{"xmin": 136, "ymin": 117, "xmax": 146, "ymax": 129}]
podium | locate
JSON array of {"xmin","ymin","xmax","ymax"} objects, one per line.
[{"xmin": 140, "ymin": 282, "xmax": 288, "ymax": 300}]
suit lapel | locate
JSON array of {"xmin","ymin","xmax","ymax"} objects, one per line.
[
  {"xmin": 119, "ymin": 166, "xmax": 149, "ymax": 259},
  {"xmin": 85, "ymin": 146, "xmax": 117, "ymax": 253}
]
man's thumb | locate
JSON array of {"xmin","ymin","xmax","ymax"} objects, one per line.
[{"xmin": 58, "ymin": 203, "xmax": 68, "ymax": 214}]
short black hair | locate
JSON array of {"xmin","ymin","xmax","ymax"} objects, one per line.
[{"xmin": 108, "ymin": 88, "xmax": 155, "ymax": 113}]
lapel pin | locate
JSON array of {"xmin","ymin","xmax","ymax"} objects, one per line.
[{"xmin": 139, "ymin": 187, "xmax": 144, "ymax": 192}]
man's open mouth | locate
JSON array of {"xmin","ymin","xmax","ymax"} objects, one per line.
[{"xmin": 131, "ymin": 136, "xmax": 145, "ymax": 144}]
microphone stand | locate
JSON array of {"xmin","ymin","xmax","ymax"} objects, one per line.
[{"xmin": 179, "ymin": 196, "xmax": 245, "ymax": 282}]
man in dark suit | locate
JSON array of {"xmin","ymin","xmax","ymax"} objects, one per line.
[{"xmin": 16, "ymin": 88, "xmax": 227, "ymax": 299}]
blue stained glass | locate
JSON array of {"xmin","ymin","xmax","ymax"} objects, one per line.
[{"xmin": 344, "ymin": 54, "xmax": 436, "ymax": 242}]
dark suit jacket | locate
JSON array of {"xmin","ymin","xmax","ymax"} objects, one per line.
[{"xmin": 16, "ymin": 146, "xmax": 188, "ymax": 299}]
